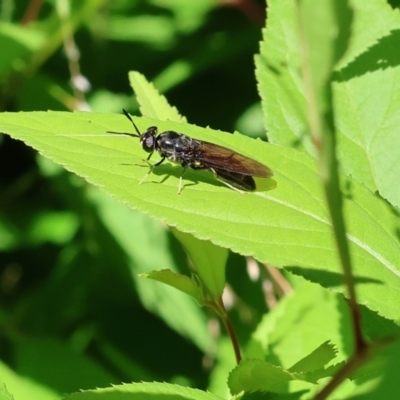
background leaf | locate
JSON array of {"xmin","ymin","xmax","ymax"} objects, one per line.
[
  {"xmin": 289, "ymin": 341, "xmax": 338, "ymax": 374},
  {"xmin": 256, "ymin": 0, "xmax": 400, "ymax": 207},
  {"xmin": 129, "ymin": 71, "xmax": 187, "ymax": 122},
  {"xmin": 245, "ymin": 278, "xmax": 400, "ymax": 397},
  {"xmin": 141, "ymin": 269, "xmax": 201, "ymax": 301},
  {"xmin": 172, "ymin": 229, "xmax": 228, "ymax": 297},
  {"xmin": 62, "ymin": 382, "xmax": 224, "ymax": 400}
]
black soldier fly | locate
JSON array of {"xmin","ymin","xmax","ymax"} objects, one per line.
[{"xmin": 108, "ymin": 110, "xmax": 273, "ymax": 194}]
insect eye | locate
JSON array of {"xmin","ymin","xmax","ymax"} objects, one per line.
[{"xmin": 141, "ymin": 135, "xmax": 155, "ymax": 152}]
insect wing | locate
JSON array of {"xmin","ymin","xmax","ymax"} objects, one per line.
[{"xmin": 197, "ymin": 141, "xmax": 273, "ymax": 178}]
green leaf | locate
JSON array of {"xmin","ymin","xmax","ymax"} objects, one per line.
[
  {"xmin": 244, "ymin": 279, "xmax": 400, "ymax": 397},
  {"xmin": 229, "ymin": 339, "xmax": 342, "ymax": 395},
  {"xmin": 147, "ymin": 0, "xmax": 217, "ymax": 32},
  {"xmin": 289, "ymin": 341, "xmax": 337, "ymax": 374},
  {"xmin": 246, "ymin": 282, "xmax": 349, "ymax": 364},
  {"xmin": 129, "ymin": 71, "xmax": 186, "ymax": 122},
  {"xmin": 27, "ymin": 211, "xmax": 79, "ymax": 245},
  {"xmin": 172, "ymin": 229, "xmax": 228, "ymax": 297},
  {"xmin": 228, "ymin": 358, "xmax": 316, "ymax": 395},
  {"xmin": 140, "ymin": 269, "xmax": 201, "ymax": 301},
  {"xmin": 0, "ymin": 383, "xmax": 15, "ymax": 400},
  {"xmin": 0, "ymin": 111, "xmax": 399, "ymax": 324},
  {"xmin": 0, "ymin": 360, "xmax": 58, "ymax": 400},
  {"xmin": 62, "ymin": 382, "xmax": 224, "ymax": 400},
  {"xmin": 297, "ymin": 0, "xmax": 356, "ymax": 335},
  {"xmin": 106, "ymin": 15, "xmax": 176, "ymax": 47},
  {"xmin": 239, "ymin": 393, "xmax": 306, "ymax": 400},
  {"xmin": 298, "ymin": 0, "xmax": 352, "ymax": 105},
  {"xmin": 0, "ymin": 23, "xmax": 45, "ymax": 78},
  {"xmin": 245, "ymin": 281, "xmax": 349, "ymax": 396},
  {"xmin": 0, "ymin": 337, "xmax": 118, "ymax": 400},
  {"xmin": 256, "ymin": 0, "xmax": 400, "ymax": 207},
  {"xmin": 15, "ymin": 339, "xmax": 118, "ymax": 393}
]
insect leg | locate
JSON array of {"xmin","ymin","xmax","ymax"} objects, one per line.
[
  {"xmin": 139, "ymin": 157, "xmax": 166, "ymax": 185},
  {"xmin": 134, "ymin": 151, "xmax": 154, "ymax": 166},
  {"xmin": 178, "ymin": 166, "xmax": 188, "ymax": 195}
]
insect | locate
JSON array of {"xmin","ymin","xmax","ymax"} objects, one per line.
[{"xmin": 109, "ymin": 110, "xmax": 273, "ymax": 194}]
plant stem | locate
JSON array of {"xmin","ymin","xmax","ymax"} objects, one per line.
[
  {"xmin": 217, "ymin": 296, "xmax": 242, "ymax": 364},
  {"xmin": 314, "ymin": 337, "xmax": 394, "ymax": 400}
]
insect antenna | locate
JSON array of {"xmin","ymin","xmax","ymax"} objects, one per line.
[
  {"xmin": 107, "ymin": 109, "xmax": 142, "ymax": 138},
  {"xmin": 122, "ymin": 109, "xmax": 142, "ymax": 136}
]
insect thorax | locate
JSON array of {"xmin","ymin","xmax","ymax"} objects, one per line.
[{"xmin": 157, "ymin": 132, "xmax": 198, "ymax": 162}]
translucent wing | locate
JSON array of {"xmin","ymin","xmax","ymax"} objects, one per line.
[{"xmin": 195, "ymin": 141, "xmax": 273, "ymax": 178}]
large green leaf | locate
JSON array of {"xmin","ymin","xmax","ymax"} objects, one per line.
[
  {"xmin": 62, "ymin": 382, "xmax": 224, "ymax": 400},
  {"xmin": 0, "ymin": 110, "xmax": 399, "ymax": 323},
  {"xmin": 256, "ymin": 0, "xmax": 400, "ymax": 208}
]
